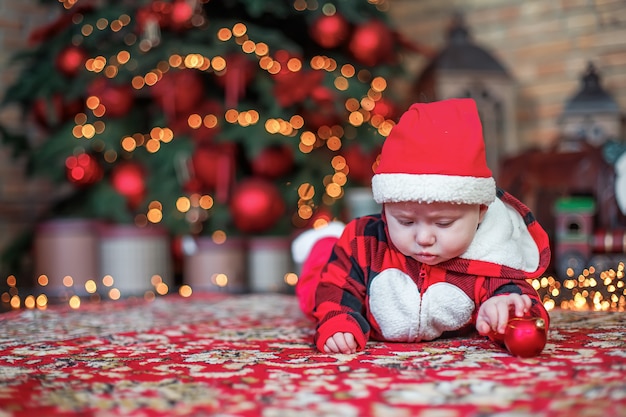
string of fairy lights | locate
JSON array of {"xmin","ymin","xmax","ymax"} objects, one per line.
[{"xmin": 2, "ymin": 258, "xmax": 624, "ymax": 312}]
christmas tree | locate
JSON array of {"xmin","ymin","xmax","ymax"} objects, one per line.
[{"xmin": 1, "ymin": 0, "xmax": 411, "ymax": 255}]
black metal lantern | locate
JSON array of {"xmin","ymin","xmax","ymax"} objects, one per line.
[
  {"xmin": 559, "ymin": 62, "xmax": 622, "ymax": 150},
  {"xmin": 412, "ymin": 13, "xmax": 518, "ymax": 179}
]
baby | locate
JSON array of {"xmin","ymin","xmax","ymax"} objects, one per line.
[{"xmin": 292, "ymin": 98, "xmax": 551, "ymax": 354}]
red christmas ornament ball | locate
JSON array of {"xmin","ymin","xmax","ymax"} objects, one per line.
[
  {"xmin": 32, "ymin": 94, "xmax": 83, "ymax": 128},
  {"xmin": 87, "ymin": 78, "xmax": 134, "ymax": 118},
  {"xmin": 213, "ymin": 54, "xmax": 257, "ymax": 105},
  {"xmin": 135, "ymin": 2, "xmax": 168, "ymax": 32},
  {"xmin": 183, "ymin": 177, "xmax": 203, "ymax": 194},
  {"xmin": 310, "ymin": 14, "xmax": 350, "ymax": 49},
  {"xmin": 191, "ymin": 146, "xmax": 224, "ymax": 190},
  {"xmin": 229, "ymin": 178, "xmax": 286, "ymax": 234},
  {"xmin": 169, "ymin": 0, "xmax": 194, "ymax": 30},
  {"xmin": 349, "ymin": 20, "xmax": 394, "ymax": 66},
  {"xmin": 251, "ymin": 145, "xmax": 294, "ymax": 179},
  {"xmin": 110, "ymin": 162, "xmax": 146, "ymax": 208},
  {"xmin": 302, "ymin": 86, "xmax": 340, "ymax": 129},
  {"xmin": 504, "ymin": 317, "xmax": 547, "ymax": 358},
  {"xmin": 151, "ymin": 69, "xmax": 204, "ymax": 117},
  {"xmin": 55, "ymin": 45, "xmax": 87, "ymax": 77},
  {"xmin": 342, "ymin": 145, "xmax": 380, "ymax": 185},
  {"xmin": 371, "ymin": 98, "xmax": 398, "ymax": 120},
  {"xmin": 65, "ymin": 153, "xmax": 103, "ymax": 186},
  {"xmin": 169, "ymin": 100, "xmax": 222, "ymax": 146}
]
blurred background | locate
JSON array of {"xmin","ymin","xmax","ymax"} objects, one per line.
[{"xmin": 0, "ymin": 0, "xmax": 624, "ymax": 309}]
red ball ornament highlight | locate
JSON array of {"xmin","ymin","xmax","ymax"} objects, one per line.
[
  {"xmin": 371, "ymin": 98, "xmax": 398, "ymax": 120},
  {"xmin": 191, "ymin": 147, "xmax": 221, "ymax": 190},
  {"xmin": 229, "ymin": 178, "xmax": 286, "ymax": 234},
  {"xmin": 55, "ymin": 45, "xmax": 87, "ymax": 77},
  {"xmin": 169, "ymin": 0, "xmax": 194, "ymax": 31},
  {"xmin": 503, "ymin": 317, "xmax": 547, "ymax": 358},
  {"xmin": 251, "ymin": 145, "xmax": 294, "ymax": 179},
  {"xmin": 87, "ymin": 78, "xmax": 134, "ymax": 118},
  {"xmin": 191, "ymin": 145, "xmax": 235, "ymax": 190},
  {"xmin": 110, "ymin": 162, "xmax": 146, "ymax": 209},
  {"xmin": 301, "ymin": 86, "xmax": 340, "ymax": 130},
  {"xmin": 342, "ymin": 145, "xmax": 380, "ymax": 185},
  {"xmin": 151, "ymin": 69, "xmax": 204, "ymax": 117},
  {"xmin": 135, "ymin": 2, "xmax": 168, "ymax": 32},
  {"xmin": 310, "ymin": 14, "xmax": 350, "ymax": 49},
  {"xmin": 66, "ymin": 153, "xmax": 103, "ymax": 186},
  {"xmin": 349, "ymin": 20, "xmax": 394, "ymax": 66},
  {"xmin": 32, "ymin": 94, "xmax": 83, "ymax": 128}
]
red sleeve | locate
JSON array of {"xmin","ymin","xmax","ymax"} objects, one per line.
[
  {"xmin": 312, "ymin": 220, "xmax": 371, "ymax": 352},
  {"xmin": 478, "ymin": 277, "xmax": 550, "ymax": 330}
]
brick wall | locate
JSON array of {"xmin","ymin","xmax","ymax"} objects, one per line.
[{"xmin": 388, "ymin": 0, "xmax": 626, "ymax": 148}]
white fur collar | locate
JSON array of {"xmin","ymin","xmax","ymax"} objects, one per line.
[{"xmin": 461, "ymin": 199, "xmax": 540, "ymax": 272}]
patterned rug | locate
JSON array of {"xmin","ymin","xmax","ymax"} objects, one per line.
[{"xmin": 0, "ymin": 293, "xmax": 625, "ymax": 417}]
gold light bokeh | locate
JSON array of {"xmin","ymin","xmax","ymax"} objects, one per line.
[{"xmin": 4, "ymin": 260, "xmax": 623, "ymax": 312}]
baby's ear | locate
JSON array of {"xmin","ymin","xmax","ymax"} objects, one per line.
[{"xmin": 478, "ymin": 204, "xmax": 489, "ymax": 223}]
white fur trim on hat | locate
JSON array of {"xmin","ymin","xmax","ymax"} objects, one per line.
[{"xmin": 371, "ymin": 173, "xmax": 496, "ymax": 205}]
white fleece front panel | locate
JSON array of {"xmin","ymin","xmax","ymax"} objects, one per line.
[{"xmin": 368, "ymin": 268, "xmax": 475, "ymax": 342}]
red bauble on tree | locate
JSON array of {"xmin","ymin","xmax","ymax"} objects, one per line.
[
  {"xmin": 342, "ymin": 144, "xmax": 381, "ymax": 185},
  {"xmin": 169, "ymin": 100, "xmax": 223, "ymax": 145},
  {"xmin": 229, "ymin": 178, "xmax": 286, "ymax": 234},
  {"xmin": 110, "ymin": 161, "xmax": 146, "ymax": 209},
  {"xmin": 32, "ymin": 94, "xmax": 83, "ymax": 128},
  {"xmin": 87, "ymin": 78, "xmax": 134, "ymax": 118},
  {"xmin": 135, "ymin": 1, "xmax": 168, "ymax": 33},
  {"xmin": 301, "ymin": 86, "xmax": 340, "ymax": 130},
  {"xmin": 190, "ymin": 147, "xmax": 221, "ymax": 190},
  {"xmin": 136, "ymin": 0, "xmax": 195, "ymax": 32},
  {"xmin": 168, "ymin": 0, "xmax": 195, "ymax": 31},
  {"xmin": 65, "ymin": 153, "xmax": 103, "ymax": 186},
  {"xmin": 190, "ymin": 144, "xmax": 235, "ymax": 190},
  {"xmin": 214, "ymin": 54, "xmax": 257, "ymax": 108},
  {"xmin": 55, "ymin": 45, "xmax": 87, "ymax": 77},
  {"xmin": 310, "ymin": 13, "xmax": 350, "ymax": 49},
  {"xmin": 151, "ymin": 69, "xmax": 204, "ymax": 117},
  {"xmin": 271, "ymin": 50, "xmax": 324, "ymax": 107},
  {"xmin": 251, "ymin": 145, "xmax": 294, "ymax": 179},
  {"xmin": 349, "ymin": 20, "xmax": 394, "ymax": 67},
  {"xmin": 372, "ymin": 98, "xmax": 399, "ymax": 120},
  {"xmin": 274, "ymin": 70, "xmax": 325, "ymax": 108}
]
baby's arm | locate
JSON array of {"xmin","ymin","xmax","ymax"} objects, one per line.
[
  {"xmin": 323, "ymin": 332, "xmax": 358, "ymax": 354},
  {"xmin": 475, "ymin": 293, "xmax": 532, "ymax": 336}
]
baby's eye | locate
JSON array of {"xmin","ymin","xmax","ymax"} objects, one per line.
[
  {"xmin": 435, "ymin": 220, "xmax": 454, "ymax": 227},
  {"xmin": 398, "ymin": 220, "xmax": 414, "ymax": 226}
]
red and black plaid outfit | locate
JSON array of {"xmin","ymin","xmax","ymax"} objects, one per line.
[{"xmin": 297, "ymin": 189, "xmax": 551, "ymax": 352}]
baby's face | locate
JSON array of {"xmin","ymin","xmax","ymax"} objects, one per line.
[{"xmin": 384, "ymin": 201, "xmax": 487, "ymax": 265}]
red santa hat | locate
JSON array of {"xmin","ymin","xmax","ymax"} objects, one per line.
[{"xmin": 372, "ymin": 98, "xmax": 496, "ymax": 205}]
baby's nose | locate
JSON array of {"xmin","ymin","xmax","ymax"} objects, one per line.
[{"xmin": 415, "ymin": 228, "xmax": 435, "ymax": 246}]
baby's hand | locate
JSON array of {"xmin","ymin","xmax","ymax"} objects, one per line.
[
  {"xmin": 324, "ymin": 332, "xmax": 358, "ymax": 354},
  {"xmin": 476, "ymin": 294, "xmax": 532, "ymax": 336}
]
